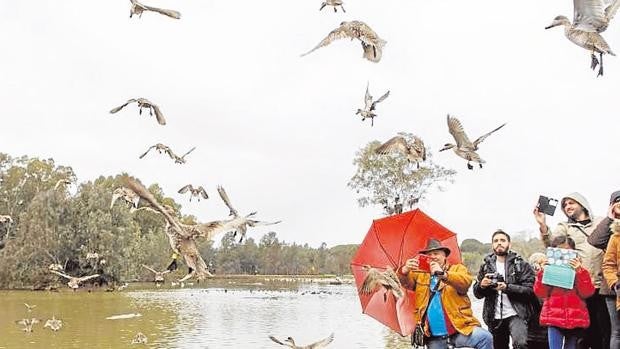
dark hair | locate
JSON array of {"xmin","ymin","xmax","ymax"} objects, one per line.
[
  {"xmin": 550, "ymin": 235, "xmax": 576, "ymax": 250},
  {"xmin": 492, "ymin": 229, "xmax": 511, "ymax": 242}
]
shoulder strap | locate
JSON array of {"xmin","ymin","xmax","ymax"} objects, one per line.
[
  {"xmin": 419, "ymin": 281, "xmax": 440, "ymax": 324},
  {"xmin": 574, "ymin": 225, "xmax": 590, "ymax": 238}
]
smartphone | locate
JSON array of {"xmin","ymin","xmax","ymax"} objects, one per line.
[
  {"xmin": 537, "ymin": 195, "xmax": 558, "ymax": 216},
  {"xmin": 417, "ymin": 254, "xmax": 431, "ymax": 272}
]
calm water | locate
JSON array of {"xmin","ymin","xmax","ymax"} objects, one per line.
[{"xmin": 0, "ymin": 279, "xmax": 484, "ymax": 348}]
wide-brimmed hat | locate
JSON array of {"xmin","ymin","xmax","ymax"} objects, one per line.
[{"xmin": 419, "ymin": 238, "xmax": 451, "ymax": 256}]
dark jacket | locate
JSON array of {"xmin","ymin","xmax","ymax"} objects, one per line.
[
  {"xmin": 473, "ymin": 251, "xmax": 536, "ymax": 327},
  {"xmin": 587, "ymin": 217, "xmax": 617, "ymax": 296}
]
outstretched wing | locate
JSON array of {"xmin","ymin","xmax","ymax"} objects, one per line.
[
  {"xmin": 143, "ymin": 4, "xmax": 181, "ymax": 19},
  {"xmin": 301, "ymin": 25, "xmax": 351, "ymax": 57},
  {"xmin": 178, "ymin": 184, "xmax": 192, "ymax": 194},
  {"xmin": 363, "ymin": 82, "xmax": 373, "ymax": 110},
  {"xmin": 375, "ymin": 136, "xmax": 408, "ymax": 156},
  {"xmin": 573, "ymin": 0, "xmax": 609, "ymax": 31},
  {"xmin": 197, "ymin": 186, "xmax": 209, "ymax": 199},
  {"xmin": 268, "ymin": 336, "xmax": 287, "ymax": 346},
  {"xmin": 447, "ymin": 114, "xmax": 474, "ymax": 149},
  {"xmin": 605, "ymin": 0, "xmax": 620, "ymax": 24},
  {"xmin": 371, "ymin": 90, "xmax": 390, "ymax": 109},
  {"xmin": 472, "ymin": 122, "xmax": 506, "ymax": 149},
  {"xmin": 217, "ymin": 186, "xmax": 238, "ymax": 217},
  {"xmin": 109, "ymin": 99, "xmax": 135, "ymax": 114},
  {"xmin": 139, "ymin": 145, "xmax": 156, "ymax": 159},
  {"xmin": 359, "ymin": 267, "xmax": 382, "ymax": 294},
  {"xmin": 49, "ymin": 270, "xmax": 73, "ymax": 280},
  {"xmin": 309, "ymin": 333, "xmax": 335, "ymax": 348},
  {"xmin": 181, "ymin": 147, "xmax": 196, "ymax": 159},
  {"xmin": 247, "ymin": 219, "xmax": 282, "ymax": 227},
  {"xmin": 78, "ymin": 274, "xmax": 100, "ymax": 283},
  {"xmin": 151, "ymin": 105, "xmax": 167, "ymax": 125},
  {"xmin": 142, "ymin": 264, "xmax": 157, "ymax": 274}
]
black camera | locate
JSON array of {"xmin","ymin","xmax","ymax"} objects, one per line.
[
  {"xmin": 486, "ymin": 273, "xmax": 505, "ymax": 288},
  {"xmin": 537, "ymin": 195, "xmax": 559, "ymax": 216}
]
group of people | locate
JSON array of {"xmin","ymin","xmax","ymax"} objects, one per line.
[{"xmin": 398, "ymin": 191, "xmax": 620, "ymax": 349}]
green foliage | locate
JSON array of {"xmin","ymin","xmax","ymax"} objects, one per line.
[{"xmin": 348, "ymin": 133, "xmax": 456, "ymax": 215}]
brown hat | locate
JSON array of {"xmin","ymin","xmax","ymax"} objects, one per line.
[{"xmin": 419, "ymin": 238, "xmax": 451, "ymax": 256}]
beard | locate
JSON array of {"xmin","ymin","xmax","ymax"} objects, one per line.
[
  {"xmin": 494, "ymin": 247, "xmax": 508, "ymax": 256},
  {"xmin": 567, "ymin": 206, "xmax": 585, "ymax": 221}
]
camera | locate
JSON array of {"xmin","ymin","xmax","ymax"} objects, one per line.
[
  {"xmin": 537, "ymin": 195, "xmax": 559, "ymax": 216},
  {"xmin": 485, "ymin": 273, "xmax": 505, "ymax": 288}
]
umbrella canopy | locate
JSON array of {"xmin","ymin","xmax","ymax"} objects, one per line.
[{"xmin": 350, "ymin": 209, "xmax": 462, "ymax": 336}]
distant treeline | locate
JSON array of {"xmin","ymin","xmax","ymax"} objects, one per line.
[{"xmin": 0, "ymin": 153, "xmax": 543, "ymax": 289}]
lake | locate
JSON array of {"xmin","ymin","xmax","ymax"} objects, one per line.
[{"xmin": 0, "ymin": 278, "xmax": 484, "ymax": 348}]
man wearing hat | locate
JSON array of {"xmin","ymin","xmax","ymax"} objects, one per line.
[
  {"xmin": 399, "ymin": 239, "xmax": 493, "ymax": 349},
  {"xmin": 533, "ymin": 192, "xmax": 609, "ymax": 349}
]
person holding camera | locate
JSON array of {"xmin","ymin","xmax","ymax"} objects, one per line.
[
  {"xmin": 534, "ymin": 235, "xmax": 595, "ymax": 349},
  {"xmin": 473, "ymin": 230, "xmax": 536, "ymax": 349},
  {"xmin": 399, "ymin": 239, "xmax": 492, "ymax": 349},
  {"xmin": 533, "ymin": 192, "xmax": 609, "ymax": 349}
]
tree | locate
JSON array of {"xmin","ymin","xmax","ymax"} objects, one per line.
[{"xmin": 348, "ymin": 133, "xmax": 456, "ymax": 215}]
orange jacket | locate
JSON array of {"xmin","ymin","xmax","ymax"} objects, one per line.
[
  {"xmin": 399, "ymin": 263, "xmax": 481, "ymax": 336},
  {"xmin": 602, "ymin": 221, "xmax": 620, "ymax": 310}
]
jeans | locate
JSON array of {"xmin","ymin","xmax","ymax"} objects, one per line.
[
  {"xmin": 547, "ymin": 327, "xmax": 581, "ymax": 349},
  {"xmin": 425, "ymin": 326, "xmax": 493, "ymax": 349},
  {"xmin": 605, "ymin": 297, "xmax": 620, "ymax": 349},
  {"xmin": 491, "ymin": 315, "xmax": 529, "ymax": 349}
]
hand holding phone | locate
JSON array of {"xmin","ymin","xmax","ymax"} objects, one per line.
[
  {"xmin": 537, "ymin": 195, "xmax": 558, "ymax": 216},
  {"xmin": 417, "ymin": 254, "xmax": 431, "ymax": 272}
]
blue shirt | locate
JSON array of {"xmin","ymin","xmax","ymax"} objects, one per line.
[{"xmin": 427, "ymin": 275, "xmax": 448, "ymax": 336}]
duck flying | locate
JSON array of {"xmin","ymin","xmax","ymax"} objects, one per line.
[
  {"xmin": 44, "ymin": 316, "xmax": 63, "ymax": 331},
  {"xmin": 110, "ymin": 187, "xmax": 141, "ymax": 210},
  {"xmin": 269, "ymin": 333, "xmax": 335, "ymax": 348},
  {"xmin": 439, "ymin": 114, "xmax": 506, "ymax": 170},
  {"xmin": 129, "ymin": 0, "xmax": 180, "ymax": 19},
  {"xmin": 375, "ymin": 135, "xmax": 426, "ymax": 169},
  {"xmin": 545, "ymin": 0, "xmax": 619, "ymax": 76},
  {"xmin": 139, "ymin": 143, "xmax": 174, "ymax": 160},
  {"xmin": 355, "ymin": 82, "xmax": 389, "ymax": 126},
  {"xmin": 301, "ymin": 21, "xmax": 386, "ymax": 62},
  {"xmin": 359, "ymin": 265, "xmax": 404, "ymax": 301},
  {"xmin": 319, "ymin": 0, "xmax": 345, "ymax": 13},
  {"xmin": 49, "ymin": 270, "xmax": 100, "ymax": 291},
  {"xmin": 178, "ymin": 184, "xmax": 209, "ymax": 201},
  {"xmin": 110, "ymin": 98, "xmax": 166, "ymax": 125}
]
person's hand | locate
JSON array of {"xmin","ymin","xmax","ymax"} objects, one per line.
[
  {"xmin": 569, "ymin": 257, "xmax": 582, "ymax": 270},
  {"xmin": 401, "ymin": 257, "xmax": 419, "ymax": 274},
  {"xmin": 539, "ymin": 256, "xmax": 549, "ymax": 270},
  {"xmin": 533, "ymin": 207, "xmax": 546, "ymax": 226},
  {"xmin": 429, "ymin": 261, "xmax": 443, "ymax": 275},
  {"xmin": 495, "ymin": 282, "xmax": 507, "ymax": 291},
  {"xmin": 479, "ymin": 275, "xmax": 493, "ymax": 288}
]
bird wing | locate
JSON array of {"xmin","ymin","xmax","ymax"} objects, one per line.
[
  {"xmin": 16, "ymin": 319, "xmax": 28, "ymax": 326},
  {"xmin": 139, "ymin": 145, "xmax": 156, "ymax": 159},
  {"xmin": 50, "ymin": 270, "xmax": 73, "ymax": 280},
  {"xmin": 78, "ymin": 274, "xmax": 100, "ymax": 282},
  {"xmin": 300, "ymin": 25, "xmax": 351, "ymax": 57},
  {"xmin": 217, "ymin": 186, "xmax": 239, "ymax": 217},
  {"xmin": 143, "ymin": 4, "xmax": 181, "ymax": 19},
  {"xmin": 359, "ymin": 267, "xmax": 382, "ymax": 294},
  {"xmin": 413, "ymin": 136, "xmax": 427, "ymax": 161},
  {"xmin": 309, "ymin": 333, "xmax": 335, "ymax": 348},
  {"xmin": 371, "ymin": 90, "xmax": 390, "ymax": 109},
  {"xmin": 573, "ymin": 0, "xmax": 610, "ymax": 31},
  {"xmin": 361, "ymin": 41, "xmax": 382, "ymax": 63},
  {"xmin": 472, "ymin": 123, "xmax": 506, "ymax": 149},
  {"xmin": 110, "ymin": 189, "xmax": 123, "ymax": 209},
  {"xmin": 375, "ymin": 136, "xmax": 409, "ymax": 155},
  {"xmin": 142, "ymin": 264, "xmax": 157, "ymax": 274},
  {"xmin": 180, "ymin": 146, "xmax": 196, "ymax": 159},
  {"xmin": 363, "ymin": 82, "xmax": 373, "ymax": 110},
  {"xmin": 248, "ymin": 219, "xmax": 282, "ymax": 227},
  {"xmin": 383, "ymin": 268, "xmax": 404, "ymax": 298},
  {"xmin": 151, "ymin": 105, "xmax": 167, "ymax": 125},
  {"xmin": 198, "ymin": 186, "xmax": 209, "ymax": 199},
  {"xmin": 447, "ymin": 114, "xmax": 474, "ymax": 149},
  {"xmin": 187, "ymin": 219, "xmax": 239, "ymax": 240},
  {"xmin": 109, "ymin": 99, "xmax": 135, "ymax": 114},
  {"xmin": 605, "ymin": 0, "xmax": 620, "ymax": 22},
  {"xmin": 178, "ymin": 184, "xmax": 192, "ymax": 194},
  {"xmin": 268, "ymin": 336, "xmax": 288, "ymax": 346}
]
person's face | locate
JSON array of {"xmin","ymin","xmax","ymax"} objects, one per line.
[
  {"xmin": 427, "ymin": 250, "xmax": 447, "ymax": 266},
  {"xmin": 612, "ymin": 199, "xmax": 620, "ymax": 218},
  {"xmin": 563, "ymin": 199, "xmax": 587, "ymax": 220},
  {"xmin": 492, "ymin": 233, "xmax": 511, "ymax": 256},
  {"xmin": 556, "ymin": 242, "xmax": 573, "ymax": 250}
]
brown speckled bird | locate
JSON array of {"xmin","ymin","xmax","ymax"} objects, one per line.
[
  {"xmin": 129, "ymin": 0, "xmax": 180, "ymax": 20},
  {"xmin": 110, "ymin": 98, "xmax": 166, "ymax": 125},
  {"xmin": 301, "ymin": 21, "xmax": 386, "ymax": 62}
]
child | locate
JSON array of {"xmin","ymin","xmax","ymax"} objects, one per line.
[{"xmin": 534, "ymin": 236, "xmax": 595, "ymax": 349}]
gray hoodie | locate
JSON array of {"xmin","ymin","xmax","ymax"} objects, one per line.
[{"xmin": 544, "ymin": 192, "xmax": 605, "ymax": 290}]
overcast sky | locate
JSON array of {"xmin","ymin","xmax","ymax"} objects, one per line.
[{"xmin": 1, "ymin": 0, "xmax": 619, "ymax": 248}]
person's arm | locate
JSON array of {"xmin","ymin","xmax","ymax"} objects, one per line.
[
  {"xmin": 504, "ymin": 259, "xmax": 535, "ymax": 299},
  {"xmin": 473, "ymin": 262, "xmax": 494, "ymax": 299},
  {"xmin": 534, "ymin": 207, "xmax": 552, "ymax": 247},
  {"xmin": 588, "ymin": 217, "xmax": 613, "ymax": 250},
  {"xmin": 533, "ymin": 270, "xmax": 550, "ymax": 298},
  {"xmin": 398, "ymin": 258, "xmax": 419, "ymax": 290},
  {"xmin": 444, "ymin": 264, "xmax": 473, "ymax": 295},
  {"xmin": 602, "ymin": 235, "xmax": 619, "ymax": 290},
  {"xmin": 574, "ymin": 266, "xmax": 595, "ymax": 299}
]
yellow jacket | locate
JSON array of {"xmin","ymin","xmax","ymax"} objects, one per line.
[
  {"xmin": 400, "ymin": 263, "xmax": 481, "ymax": 336},
  {"xmin": 602, "ymin": 220, "xmax": 620, "ymax": 310}
]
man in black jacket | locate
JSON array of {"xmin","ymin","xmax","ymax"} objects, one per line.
[{"xmin": 473, "ymin": 230, "xmax": 535, "ymax": 349}]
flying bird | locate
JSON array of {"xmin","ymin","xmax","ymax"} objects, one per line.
[
  {"xmin": 301, "ymin": 21, "xmax": 386, "ymax": 62},
  {"xmin": 110, "ymin": 187, "xmax": 140, "ymax": 210},
  {"xmin": 319, "ymin": 0, "xmax": 345, "ymax": 13},
  {"xmin": 142, "ymin": 264, "xmax": 171, "ymax": 283},
  {"xmin": 24, "ymin": 303, "xmax": 36, "ymax": 312},
  {"xmin": 375, "ymin": 135, "xmax": 426, "ymax": 168},
  {"xmin": 129, "ymin": 0, "xmax": 180, "ymax": 19},
  {"xmin": 178, "ymin": 185, "xmax": 209, "ymax": 201},
  {"xmin": 359, "ymin": 265, "xmax": 404, "ymax": 301},
  {"xmin": 171, "ymin": 147, "xmax": 196, "ymax": 164},
  {"xmin": 49, "ymin": 270, "xmax": 100, "ymax": 291},
  {"xmin": 16, "ymin": 318, "xmax": 39, "ymax": 333},
  {"xmin": 545, "ymin": 0, "xmax": 619, "ymax": 76},
  {"xmin": 139, "ymin": 143, "xmax": 174, "ymax": 160},
  {"xmin": 355, "ymin": 83, "xmax": 389, "ymax": 126},
  {"xmin": 132, "ymin": 331, "xmax": 148, "ymax": 344},
  {"xmin": 109, "ymin": 98, "xmax": 166, "ymax": 125},
  {"xmin": 217, "ymin": 186, "xmax": 282, "ymax": 243},
  {"xmin": 44, "ymin": 316, "xmax": 63, "ymax": 332},
  {"xmin": 439, "ymin": 115, "xmax": 506, "ymax": 170},
  {"xmin": 269, "ymin": 333, "xmax": 335, "ymax": 348}
]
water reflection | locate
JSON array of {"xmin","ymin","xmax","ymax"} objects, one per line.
[{"xmin": 0, "ymin": 280, "xmax": 483, "ymax": 348}]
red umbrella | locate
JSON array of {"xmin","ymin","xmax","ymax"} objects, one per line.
[{"xmin": 350, "ymin": 209, "xmax": 462, "ymax": 336}]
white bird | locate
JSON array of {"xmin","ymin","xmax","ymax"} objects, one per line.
[
  {"xmin": 359, "ymin": 265, "xmax": 404, "ymax": 301},
  {"xmin": 24, "ymin": 303, "xmax": 36, "ymax": 312},
  {"xmin": 110, "ymin": 98, "xmax": 166, "ymax": 125},
  {"xmin": 355, "ymin": 83, "xmax": 390, "ymax": 126},
  {"xmin": 269, "ymin": 333, "xmax": 335, "ymax": 348},
  {"xmin": 178, "ymin": 184, "xmax": 209, "ymax": 201},
  {"xmin": 110, "ymin": 187, "xmax": 140, "ymax": 210},
  {"xmin": 49, "ymin": 270, "xmax": 99, "ymax": 290},
  {"xmin": 301, "ymin": 21, "xmax": 386, "ymax": 62},
  {"xmin": 44, "ymin": 316, "xmax": 63, "ymax": 331},
  {"xmin": 16, "ymin": 318, "xmax": 39, "ymax": 332},
  {"xmin": 142, "ymin": 264, "xmax": 171, "ymax": 283},
  {"xmin": 545, "ymin": 0, "xmax": 620, "ymax": 76},
  {"xmin": 319, "ymin": 0, "xmax": 345, "ymax": 13},
  {"xmin": 217, "ymin": 186, "xmax": 283, "ymax": 243},
  {"xmin": 129, "ymin": 0, "xmax": 180, "ymax": 20},
  {"xmin": 375, "ymin": 135, "xmax": 426, "ymax": 169},
  {"xmin": 139, "ymin": 143, "xmax": 174, "ymax": 160},
  {"xmin": 439, "ymin": 115, "xmax": 506, "ymax": 170}
]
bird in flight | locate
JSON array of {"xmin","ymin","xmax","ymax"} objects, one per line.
[
  {"xmin": 178, "ymin": 185, "xmax": 209, "ymax": 201},
  {"xmin": 129, "ymin": 0, "xmax": 180, "ymax": 20},
  {"xmin": 110, "ymin": 98, "xmax": 166, "ymax": 125},
  {"xmin": 301, "ymin": 21, "xmax": 386, "ymax": 62},
  {"xmin": 375, "ymin": 135, "xmax": 426, "ymax": 169}
]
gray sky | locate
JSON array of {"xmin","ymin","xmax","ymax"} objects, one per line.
[{"xmin": 1, "ymin": 0, "xmax": 619, "ymax": 248}]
